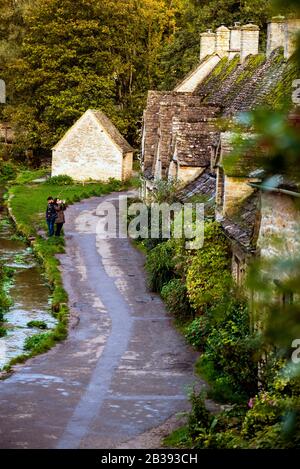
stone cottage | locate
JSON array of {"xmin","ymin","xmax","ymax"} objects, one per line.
[
  {"xmin": 141, "ymin": 16, "xmax": 300, "ymax": 282},
  {"xmin": 52, "ymin": 109, "xmax": 133, "ymax": 182}
]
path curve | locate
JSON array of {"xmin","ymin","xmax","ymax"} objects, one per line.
[{"xmin": 0, "ymin": 192, "xmax": 200, "ymax": 449}]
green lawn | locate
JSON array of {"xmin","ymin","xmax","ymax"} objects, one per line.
[{"xmin": 9, "ymin": 179, "xmax": 126, "ymax": 237}]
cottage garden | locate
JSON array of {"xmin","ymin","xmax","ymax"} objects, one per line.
[
  {"xmin": 0, "ymin": 0, "xmax": 300, "ymax": 451},
  {"xmin": 128, "ymin": 194, "xmax": 299, "ymax": 448}
]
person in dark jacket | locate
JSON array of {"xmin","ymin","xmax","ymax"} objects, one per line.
[
  {"xmin": 46, "ymin": 196, "xmax": 57, "ymax": 237},
  {"xmin": 54, "ymin": 198, "xmax": 66, "ymax": 237}
]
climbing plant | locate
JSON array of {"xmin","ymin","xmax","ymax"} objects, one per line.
[{"xmin": 186, "ymin": 221, "xmax": 232, "ymax": 312}]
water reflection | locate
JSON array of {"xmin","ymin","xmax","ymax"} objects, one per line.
[{"xmin": 0, "ymin": 198, "xmax": 56, "ymax": 369}]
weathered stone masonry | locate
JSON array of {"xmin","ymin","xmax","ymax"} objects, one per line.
[{"xmin": 52, "ymin": 109, "xmax": 133, "ymax": 182}]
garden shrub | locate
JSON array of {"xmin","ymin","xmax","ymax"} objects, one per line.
[
  {"xmin": 186, "ymin": 221, "xmax": 232, "ymax": 312},
  {"xmin": 27, "ymin": 320, "xmax": 48, "ymax": 330},
  {"xmin": 45, "ymin": 174, "xmax": 74, "ymax": 185},
  {"xmin": 145, "ymin": 239, "xmax": 177, "ymax": 292},
  {"xmin": 0, "ymin": 161, "xmax": 16, "ymax": 181},
  {"xmin": 241, "ymin": 392, "xmax": 283, "ymax": 440},
  {"xmin": 185, "ymin": 316, "xmax": 210, "ymax": 349},
  {"xmin": 161, "ymin": 279, "xmax": 194, "ymax": 320},
  {"xmin": 198, "ymin": 297, "xmax": 259, "ymax": 401},
  {"xmin": 245, "ymin": 398, "xmax": 300, "ymax": 449},
  {"xmin": 187, "ymin": 390, "xmax": 212, "ymax": 440},
  {"xmin": 24, "ymin": 332, "xmax": 53, "ymax": 351},
  {"xmin": 149, "ymin": 178, "xmax": 181, "ymax": 204}
]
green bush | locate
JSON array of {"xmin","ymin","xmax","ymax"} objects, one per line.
[
  {"xmin": 24, "ymin": 332, "xmax": 53, "ymax": 351},
  {"xmin": 0, "ymin": 161, "xmax": 16, "ymax": 181},
  {"xmin": 0, "ymin": 326, "xmax": 7, "ymax": 337},
  {"xmin": 186, "ymin": 221, "xmax": 232, "ymax": 312},
  {"xmin": 145, "ymin": 239, "xmax": 177, "ymax": 292},
  {"xmin": 206, "ymin": 429, "xmax": 246, "ymax": 449},
  {"xmin": 45, "ymin": 174, "xmax": 74, "ymax": 185},
  {"xmin": 187, "ymin": 390, "xmax": 212, "ymax": 440},
  {"xmin": 185, "ymin": 316, "xmax": 210, "ymax": 349},
  {"xmin": 242, "ymin": 392, "xmax": 283, "ymax": 440},
  {"xmin": 150, "ymin": 178, "xmax": 181, "ymax": 204},
  {"xmin": 108, "ymin": 177, "xmax": 122, "ymax": 191},
  {"xmin": 161, "ymin": 279, "xmax": 194, "ymax": 320},
  {"xmin": 194, "ymin": 297, "xmax": 258, "ymax": 402},
  {"xmin": 27, "ymin": 320, "xmax": 48, "ymax": 330}
]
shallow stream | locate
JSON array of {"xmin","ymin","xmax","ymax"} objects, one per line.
[{"xmin": 0, "ymin": 193, "xmax": 56, "ymax": 369}]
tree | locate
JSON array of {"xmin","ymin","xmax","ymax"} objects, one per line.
[
  {"xmin": 159, "ymin": 0, "xmax": 272, "ymax": 90},
  {"xmin": 0, "ymin": 0, "xmax": 181, "ymax": 157}
]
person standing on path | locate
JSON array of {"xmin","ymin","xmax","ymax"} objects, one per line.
[
  {"xmin": 46, "ymin": 196, "xmax": 57, "ymax": 237},
  {"xmin": 54, "ymin": 198, "xmax": 66, "ymax": 237}
]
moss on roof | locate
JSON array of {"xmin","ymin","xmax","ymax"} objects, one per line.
[
  {"xmin": 193, "ymin": 48, "xmax": 293, "ymax": 116},
  {"xmin": 264, "ymin": 56, "xmax": 300, "ymax": 109},
  {"xmin": 195, "ymin": 55, "xmax": 240, "ymax": 98}
]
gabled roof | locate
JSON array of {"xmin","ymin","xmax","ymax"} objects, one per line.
[
  {"xmin": 91, "ymin": 110, "xmax": 133, "ymax": 153},
  {"xmin": 53, "ymin": 109, "xmax": 133, "ymax": 154},
  {"xmin": 195, "ymin": 49, "xmax": 291, "ymax": 116},
  {"xmin": 175, "ymin": 134, "xmax": 217, "ymax": 167},
  {"xmin": 178, "ymin": 169, "xmax": 216, "ymax": 202}
]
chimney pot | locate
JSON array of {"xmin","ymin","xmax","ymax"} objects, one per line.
[
  {"xmin": 240, "ymin": 23, "xmax": 260, "ymax": 62},
  {"xmin": 267, "ymin": 16, "xmax": 285, "ymax": 57},
  {"xmin": 200, "ymin": 30, "xmax": 216, "ymax": 61},
  {"xmin": 284, "ymin": 18, "xmax": 300, "ymax": 59},
  {"xmin": 216, "ymin": 25, "xmax": 230, "ymax": 57}
]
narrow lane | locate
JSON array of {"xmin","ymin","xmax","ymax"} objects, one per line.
[{"xmin": 0, "ymin": 192, "xmax": 200, "ymax": 449}]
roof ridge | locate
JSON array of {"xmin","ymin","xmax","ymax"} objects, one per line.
[{"xmin": 90, "ymin": 109, "xmax": 134, "ymax": 153}]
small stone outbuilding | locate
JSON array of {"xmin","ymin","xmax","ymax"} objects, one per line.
[{"xmin": 52, "ymin": 109, "xmax": 133, "ymax": 182}]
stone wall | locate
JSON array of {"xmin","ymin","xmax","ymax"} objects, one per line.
[
  {"xmin": 52, "ymin": 112, "xmax": 123, "ymax": 181},
  {"xmin": 240, "ymin": 24, "xmax": 260, "ymax": 63},
  {"xmin": 122, "ymin": 152, "xmax": 133, "ymax": 180},
  {"xmin": 223, "ymin": 176, "xmax": 255, "ymax": 217},
  {"xmin": 258, "ymin": 192, "xmax": 300, "ymax": 259},
  {"xmin": 177, "ymin": 166, "xmax": 204, "ymax": 184}
]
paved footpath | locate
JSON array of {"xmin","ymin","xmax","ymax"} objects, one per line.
[{"xmin": 0, "ymin": 192, "xmax": 200, "ymax": 449}]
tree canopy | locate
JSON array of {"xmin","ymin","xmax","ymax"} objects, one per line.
[{"xmin": 0, "ymin": 0, "xmax": 273, "ymax": 158}]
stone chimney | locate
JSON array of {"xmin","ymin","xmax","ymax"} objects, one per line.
[
  {"xmin": 215, "ymin": 25, "xmax": 230, "ymax": 57},
  {"xmin": 240, "ymin": 23, "xmax": 260, "ymax": 63},
  {"xmin": 267, "ymin": 16, "xmax": 285, "ymax": 57},
  {"xmin": 284, "ymin": 18, "xmax": 300, "ymax": 59},
  {"xmin": 200, "ymin": 30, "xmax": 216, "ymax": 61},
  {"xmin": 229, "ymin": 22, "xmax": 241, "ymax": 59}
]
